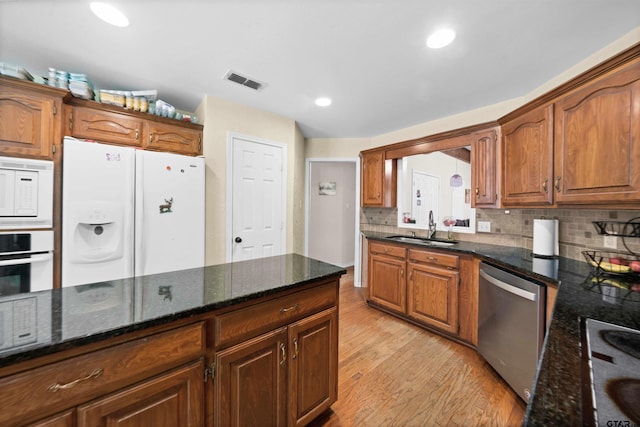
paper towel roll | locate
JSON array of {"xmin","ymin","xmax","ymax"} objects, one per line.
[{"xmin": 533, "ymin": 219, "xmax": 559, "ymax": 257}]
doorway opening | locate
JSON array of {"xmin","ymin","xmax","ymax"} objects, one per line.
[{"xmin": 305, "ymin": 158, "xmax": 361, "ymax": 286}]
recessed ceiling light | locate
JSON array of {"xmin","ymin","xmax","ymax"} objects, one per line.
[
  {"xmin": 426, "ymin": 28, "xmax": 456, "ymax": 49},
  {"xmin": 90, "ymin": 2, "xmax": 130, "ymax": 27},
  {"xmin": 315, "ymin": 97, "xmax": 332, "ymax": 107}
]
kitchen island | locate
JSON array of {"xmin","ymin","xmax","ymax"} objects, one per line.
[
  {"xmin": 0, "ymin": 254, "xmax": 345, "ymax": 426},
  {"xmin": 363, "ymin": 231, "xmax": 640, "ymax": 426}
]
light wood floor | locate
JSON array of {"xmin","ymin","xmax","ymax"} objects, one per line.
[{"xmin": 309, "ymin": 268, "xmax": 526, "ymax": 427}]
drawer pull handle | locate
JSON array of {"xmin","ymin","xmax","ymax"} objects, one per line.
[
  {"xmin": 48, "ymin": 369, "xmax": 103, "ymax": 393},
  {"xmin": 427, "ymin": 256, "xmax": 438, "ymax": 261},
  {"xmin": 292, "ymin": 338, "xmax": 299, "ymax": 359},
  {"xmin": 280, "ymin": 304, "xmax": 299, "ymax": 313},
  {"xmin": 280, "ymin": 343, "xmax": 286, "ymax": 366}
]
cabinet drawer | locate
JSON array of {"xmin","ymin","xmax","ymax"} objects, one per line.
[
  {"xmin": 408, "ymin": 248, "xmax": 459, "ymax": 270},
  {"xmin": 214, "ymin": 282, "xmax": 337, "ymax": 349},
  {"xmin": 0, "ymin": 322, "xmax": 204, "ymax": 426},
  {"xmin": 369, "ymin": 241, "xmax": 406, "ymax": 259}
]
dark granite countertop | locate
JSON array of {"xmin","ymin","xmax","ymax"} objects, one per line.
[
  {"xmin": 363, "ymin": 231, "xmax": 640, "ymax": 426},
  {"xmin": 0, "ymin": 254, "xmax": 346, "ymax": 369}
]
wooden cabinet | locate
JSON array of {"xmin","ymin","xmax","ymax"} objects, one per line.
[
  {"xmin": 553, "ymin": 59, "xmax": 640, "ymax": 205},
  {"xmin": 28, "ymin": 410, "xmax": 74, "ymax": 427},
  {"xmin": 147, "ymin": 121, "xmax": 202, "ymax": 156},
  {"xmin": 0, "ymin": 323, "xmax": 204, "ymax": 426},
  {"xmin": 361, "ymin": 149, "xmax": 397, "ymax": 207},
  {"xmin": 67, "ymin": 105, "xmax": 145, "ymax": 147},
  {"xmin": 368, "ymin": 241, "xmax": 407, "ymax": 313},
  {"xmin": 77, "ymin": 362, "xmax": 203, "ymax": 427},
  {"xmin": 471, "ymin": 128, "xmax": 499, "ymax": 207},
  {"xmin": 367, "ymin": 240, "xmax": 474, "ymax": 341},
  {"xmin": 213, "ymin": 280, "xmax": 339, "ymax": 427},
  {"xmin": 407, "ymin": 248, "xmax": 459, "ymax": 335},
  {"xmin": 0, "ymin": 76, "xmax": 66, "ymax": 160},
  {"xmin": 288, "ymin": 308, "xmax": 338, "ymax": 427},
  {"xmin": 501, "ymin": 104, "xmax": 554, "ymax": 206},
  {"xmin": 215, "ymin": 328, "xmax": 288, "ymax": 427},
  {"xmin": 64, "ymin": 98, "xmax": 203, "ymax": 156}
]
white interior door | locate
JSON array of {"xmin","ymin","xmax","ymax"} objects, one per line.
[{"xmin": 230, "ymin": 135, "xmax": 286, "ymax": 262}]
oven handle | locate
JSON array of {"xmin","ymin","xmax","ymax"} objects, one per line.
[
  {"xmin": 479, "ymin": 269, "xmax": 537, "ymax": 301},
  {"xmin": 0, "ymin": 253, "xmax": 53, "ymax": 267}
]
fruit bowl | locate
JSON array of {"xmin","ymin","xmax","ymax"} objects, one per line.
[{"xmin": 582, "ymin": 250, "xmax": 640, "ymax": 275}]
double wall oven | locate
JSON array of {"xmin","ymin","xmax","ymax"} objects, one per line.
[{"xmin": 0, "ymin": 156, "xmax": 54, "ymax": 295}]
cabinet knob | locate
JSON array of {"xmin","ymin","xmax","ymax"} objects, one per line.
[
  {"xmin": 542, "ymin": 179, "xmax": 548, "ymax": 193},
  {"xmin": 235, "ymin": 237, "xmax": 242, "ymax": 243},
  {"xmin": 475, "ymin": 187, "xmax": 479, "ymax": 196}
]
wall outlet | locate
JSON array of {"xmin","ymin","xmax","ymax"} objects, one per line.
[
  {"xmin": 477, "ymin": 221, "xmax": 491, "ymax": 233},
  {"xmin": 603, "ymin": 235, "xmax": 618, "ymax": 249}
]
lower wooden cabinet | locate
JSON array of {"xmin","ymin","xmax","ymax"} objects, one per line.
[
  {"xmin": 215, "ymin": 327, "xmax": 288, "ymax": 427},
  {"xmin": 0, "ymin": 279, "xmax": 340, "ymax": 427},
  {"xmin": 368, "ymin": 240, "xmax": 474, "ymax": 343},
  {"xmin": 214, "ymin": 307, "xmax": 338, "ymax": 427},
  {"xmin": 288, "ymin": 308, "xmax": 338, "ymax": 427},
  {"xmin": 77, "ymin": 362, "xmax": 203, "ymax": 427},
  {"xmin": 27, "ymin": 410, "xmax": 74, "ymax": 427},
  {"xmin": 407, "ymin": 262, "xmax": 459, "ymax": 335},
  {"xmin": 369, "ymin": 253, "xmax": 406, "ymax": 313}
]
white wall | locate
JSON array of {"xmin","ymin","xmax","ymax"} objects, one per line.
[
  {"xmin": 308, "ymin": 162, "xmax": 356, "ymax": 267},
  {"xmin": 305, "ymin": 28, "xmax": 640, "ymax": 158}
]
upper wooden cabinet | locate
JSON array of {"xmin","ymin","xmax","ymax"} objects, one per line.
[
  {"xmin": 146, "ymin": 121, "xmax": 202, "ymax": 156},
  {"xmin": 67, "ymin": 105, "xmax": 145, "ymax": 147},
  {"xmin": 501, "ymin": 104, "xmax": 554, "ymax": 207},
  {"xmin": 361, "ymin": 149, "xmax": 397, "ymax": 207},
  {"xmin": 64, "ymin": 98, "xmax": 203, "ymax": 156},
  {"xmin": 471, "ymin": 128, "xmax": 499, "ymax": 207},
  {"xmin": 553, "ymin": 59, "xmax": 640, "ymax": 205},
  {"xmin": 0, "ymin": 76, "xmax": 66, "ymax": 160}
]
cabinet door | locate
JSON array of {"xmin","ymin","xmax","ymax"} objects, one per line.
[
  {"xmin": 501, "ymin": 104, "xmax": 554, "ymax": 206},
  {"xmin": 68, "ymin": 106, "xmax": 145, "ymax": 147},
  {"xmin": 0, "ymin": 84, "xmax": 61, "ymax": 159},
  {"xmin": 368, "ymin": 253, "xmax": 406, "ymax": 313},
  {"xmin": 288, "ymin": 308, "xmax": 338, "ymax": 427},
  {"xmin": 407, "ymin": 262, "xmax": 459, "ymax": 335},
  {"xmin": 361, "ymin": 150, "xmax": 396, "ymax": 207},
  {"xmin": 77, "ymin": 362, "xmax": 203, "ymax": 427},
  {"xmin": 27, "ymin": 410, "xmax": 74, "ymax": 427},
  {"xmin": 471, "ymin": 128, "xmax": 499, "ymax": 207},
  {"xmin": 554, "ymin": 60, "xmax": 640, "ymax": 204},
  {"xmin": 215, "ymin": 328, "xmax": 288, "ymax": 427},
  {"xmin": 146, "ymin": 122, "xmax": 202, "ymax": 156}
]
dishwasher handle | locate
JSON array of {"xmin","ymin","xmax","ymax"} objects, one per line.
[{"xmin": 479, "ymin": 269, "xmax": 537, "ymax": 301}]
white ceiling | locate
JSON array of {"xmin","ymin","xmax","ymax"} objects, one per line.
[{"xmin": 1, "ymin": 0, "xmax": 640, "ymax": 138}]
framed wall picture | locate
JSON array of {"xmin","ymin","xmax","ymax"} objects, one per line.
[{"xmin": 319, "ymin": 181, "xmax": 337, "ymax": 196}]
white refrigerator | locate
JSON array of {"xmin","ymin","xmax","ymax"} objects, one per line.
[{"xmin": 62, "ymin": 137, "xmax": 205, "ymax": 287}]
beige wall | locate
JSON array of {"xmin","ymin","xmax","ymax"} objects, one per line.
[{"xmin": 196, "ymin": 95, "xmax": 304, "ymax": 265}]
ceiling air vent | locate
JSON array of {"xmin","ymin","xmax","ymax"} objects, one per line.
[{"xmin": 223, "ymin": 70, "xmax": 266, "ymax": 91}]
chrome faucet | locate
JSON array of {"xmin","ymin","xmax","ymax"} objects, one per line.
[{"xmin": 428, "ymin": 210, "xmax": 436, "ymax": 239}]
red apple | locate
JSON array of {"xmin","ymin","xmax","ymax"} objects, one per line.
[
  {"xmin": 610, "ymin": 257, "xmax": 629, "ymax": 266},
  {"xmin": 630, "ymin": 261, "xmax": 640, "ymax": 273}
]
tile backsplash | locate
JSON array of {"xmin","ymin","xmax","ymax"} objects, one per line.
[{"xmin": 361, "ymin": 207, "xmax": 640, "ymax": 262}]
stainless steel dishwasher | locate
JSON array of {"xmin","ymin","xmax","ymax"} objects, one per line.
[{"xmin": 478, "ymin": 262, "xmax": 546, "ymax": 402}]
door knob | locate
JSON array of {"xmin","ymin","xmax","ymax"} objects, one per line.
[{"xmin": 235, "ymin": 237, "xmax": 242, "ymax": 243}]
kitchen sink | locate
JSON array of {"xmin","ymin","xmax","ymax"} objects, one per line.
[{"xmin": 385, "ymin": 235, "xmax": 456, "ymax": 246}]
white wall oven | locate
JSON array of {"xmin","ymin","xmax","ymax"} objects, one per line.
[
  {"xmin": 0, "ymin": 230, "xmax": 54, "ymax": 295},
  {"xmin": 0, "ymin": 156, "xmax": 53, "ymax": 230}
]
